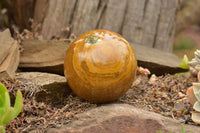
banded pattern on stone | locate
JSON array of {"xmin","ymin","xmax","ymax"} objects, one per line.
[{"xmin": 64, "ymin": 30, "xmax": 137, "ymax": 103}]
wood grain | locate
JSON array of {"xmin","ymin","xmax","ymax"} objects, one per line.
[{"xmin": 34, "ymin": 0, "xmax": 178, "ymax": 52}]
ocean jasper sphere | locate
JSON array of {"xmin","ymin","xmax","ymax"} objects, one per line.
[{"xmin": 64, "ymin": 29, "xmax": 137, "ymax": 103}]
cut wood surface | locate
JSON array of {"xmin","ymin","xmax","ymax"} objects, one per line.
[
  {"xmin": 34, "ymin": 0, "xmax": 178, "ymax": 52},
  {"xmin": 19, "ymin": 39, "xmax": 72, "ymax": 75},
  {"xmin": 19, "ymin": 39, "xmax": 185, "ymax": 76},
  {"xmin": 0, "ymin": 43, "xmax": 20, "ymax": 79},
  {"xmin": 0, "ymin": 29, "xmax": 20, "ymax": 80},
  {"xmin": 0, "ymin": 29, "xmax": 14, "ymax": 64},
  {"xmin": 20, "ymin": 39, "xmax": 72, "ymax": 67}
]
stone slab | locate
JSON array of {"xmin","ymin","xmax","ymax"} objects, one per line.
[
  {"xmin": 48, "ymin": 104, "xmax": 200, "ymax": 133},
  {"xmin": 16, "ymin": 72, "xmax": 71, "ymax": 105},
  {"xmin": 19, "ymin": 39, "xmax": 72, "ymax": 75},
  {"xmin": 132, "ymin": 44, "xmax": 186, "ymax": 75},
  {"xmin": 19, "ymin": 40, "xmax": 186, "ymax": 75}
]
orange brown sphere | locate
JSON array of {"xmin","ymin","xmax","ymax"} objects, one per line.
[{"xmin": 64, "ymin": 29, "xmax": 137, "ymax": 103}]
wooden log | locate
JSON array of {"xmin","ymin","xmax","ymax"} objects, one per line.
[
  {"xmin": 34, "ymin": 0, "xmax": 178, "ymax": 52},
  {"xmin": 0, "ymin": 29, "xmax": 20, "ymax": 80}
]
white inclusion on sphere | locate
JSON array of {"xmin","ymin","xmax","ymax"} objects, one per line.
[
  {"xmin": 74, "ymin": 39, "xmax": 84, "ymax": 44},
  {"xmin": 94, "ymin": 32, "xmax": 117, "ymax": 40},
  {"xmin": 94, "ymin": 32, "xmax": 129, "ymax": 44}
]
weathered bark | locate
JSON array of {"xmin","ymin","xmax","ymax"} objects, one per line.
[
  {"xmin": 34, "ymin": 0, "xmax": 178, "ymax": 52},
  {"xmin": 34, "ymin": 0, "xmax": 49, "ymax": 23},
  {"xmin": 1, "ymin": 0, "xmax": 35, "ymax": 30}
]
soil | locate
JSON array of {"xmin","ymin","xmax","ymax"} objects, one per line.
[{"xmin": 0, "ymin": 72, "xmax": 198, "ymax": 133}]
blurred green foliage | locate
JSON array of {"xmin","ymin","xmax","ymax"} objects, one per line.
[
  {"xmin": 177, "ymin": 72, "xmax": 191, "ymax": 77},
  {"xmin": 173, "ymin": 36, "xmax": 196, "ymax": 50},
  {"xmin": 0, "ymin": 2, "xmax": 2, "ymax": 7}
]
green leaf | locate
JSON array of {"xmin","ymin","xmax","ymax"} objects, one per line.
[
  {"xmin": 0, "ymin": 84, "xmax": 10, "ymax": 109},
  {"xmin": 0, "ymin": 84, "xmax": 11, "ymax": 121},
  {"xmin": 0, "ymin": 84, "xmax": 23, "ymax": 127},
  {"xmin": 0, "ymin": 84, "xmax": 7, "ymax": 106},
  {"xmin": 13, "ymin": 90, "xmax": 23, "ymax": 116},
  {"xmin": 179, "ymin": 55, "xmax": 189, "ymax": 69},
  {"xmin": 0, "ymin": 95, "xmax": 3, "ymax": 107},
  {"xmin": 1, "ymin": 90, "xmax": 23, "ymax": 125},
  {"xmin": 0, "ymin": 107, "xmax": 5, "ymax": 122},
  {"xmin": 180, "ymin": 124, "xmax": 185, "ymax": 133},
  {"xmin": 0, "ymin": 125, "xmax": 5, "ymax": 133},
  {"xmin": 4, "ymin": 92, "xmax": 10, "ymax": 111},
  {"xmin": 1, "ymin": 107, "xmax": 15, "ymax": 125}
]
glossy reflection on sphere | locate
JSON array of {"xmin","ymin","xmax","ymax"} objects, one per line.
[{"xmin": 64, "ymin": 29, "xmax": 137, "ymax": 103}]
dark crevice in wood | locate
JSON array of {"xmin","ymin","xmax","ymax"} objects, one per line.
[
  {"xmin": 69, "ymin": 0, "xmax": 78, "ymax": 25},
  {"xmin": 32, "ymin": 0, "xmax": 37, "ymax": 16},
  {"xmin": 97, "ymin": 0, "xmax": 102, "ymax": 11},
  {"xmin": 0, "ymin": 51, "xmax": 10, "ymax": 66},
  {"xmin": 1, "ymin": 0, "xmax": 12, "ymax": 10},
  {"xmin": 168, "ymin": 17, "xmax": 174, "ymax": 37},
  {"xmin": 119, "ymin": 0, "xmax": 128, "ymax": 34},
  {"xmin": 152, "ymin": 0, "xmax": 162, "ymax": 48},
  {"xmin": 142, "ymin": 0, "xmax": 149, "ymax": 20},
  {"xmin": 68, "ymin": 0, "xmax": 79, "ymax": 37},
  {"xmin": 95, "ymin": 0, "xmax": 108, "ymax": 29},
  {"xmin": 167, "ymin": 15, "xmax": 176, "ymax": 52}
]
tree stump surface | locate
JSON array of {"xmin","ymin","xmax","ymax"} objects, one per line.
[{"xmin": 34, "ymin": 0, "xmax": 178, "ymax": 52}]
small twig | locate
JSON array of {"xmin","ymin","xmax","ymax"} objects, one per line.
[
  {"xmin": 171, "ymin": 111, "xmax": 175, "ymax": 120},
  {"xmin": 148, "ymin": 105, "xmax": 153, "ymax": 110},
  {"xmin": 60, "ymin": 104, "xmax": 72, "ymax": 112},
  {"xmin": 155, "ymin": 103, "xmax": 170, "ymax": 112},
  {"xmin": 21, "ymin": 125, "xmax": 31, "ymax": 132}
]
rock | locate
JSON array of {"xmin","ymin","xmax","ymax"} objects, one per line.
[
  {"xmin": 19, "ymin": 39, "xmax": 72, "ymax": 75},
  {"xmin": 16, "ymin": 72, "xmax": 71, "ymax": 105},
  {"xmin": 16, "ymin": 72, "xmax": 66, "ymax": 86},
  {"xmin": 19, "ymin": 39, "xmax": 185, "ymax": 75},
  {"xmin": 0, "ymin": 29, "xmax": 20, "ymax": 80},
  {"xmin": 133, "ymin": 44, "xmax": 186, "ymax": 76},
  {"xmin": 48, "ymin": 104, "xmax": 200, "ymax": 133}
]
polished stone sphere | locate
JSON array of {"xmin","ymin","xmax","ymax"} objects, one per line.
[{"xmin": 64, "ymin": 29, "xmax": 137, "ymax": 103}]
